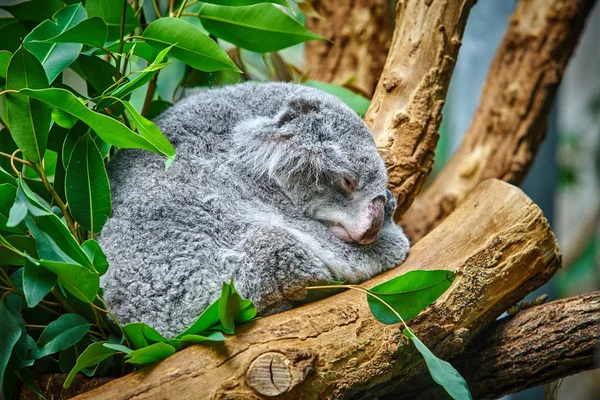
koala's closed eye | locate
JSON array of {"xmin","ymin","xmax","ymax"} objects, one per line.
[{"xmin": 277, "ymin": 99, "xmax": 322, "ymax": 127}]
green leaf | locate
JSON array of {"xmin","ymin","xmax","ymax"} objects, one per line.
[
  {"xmin": 198, "ymin": 3, "xmax": 326, "ymax": 53},
  {"xmin": 404, "ymin": 328, "xmax": 473, "ymax": 400},
  {"xmin": 7, "ymin": 184, "xmax": 50, "ymax": 228},
  {"xmin": 23, "ymin": 4, "xmax": 87, "ymax": 83},
  {"xmin": 367, "ymin": 270, "xmax": 455, "ymax": 325},
  {"xmin": 146, "ymin": 100, "xmax": 173, "ymax": 120},
  {"xmin": 123, "ymin": 323, "xmax": 167, "ymax": 350},
  {"xmin": 23, "ymin": 259, "xmax": 57, "ymax": 308},
  {"xmin": 0, "ymin": 302, "xmax": 21, "ymax": 390},
  {"xmin": 175, "ymin": 300, "xmax": 219, "ymax": 339},
  {"xmin": 71, "ymin": 54, "xmax": 117, "ymax": 98},
  {"xmin": 85, "ymin": 0, "xmax": 139, "ymax": 41},
  {"xmin": 63, "ymin": 342, "xmax": 118, "ymax": 388},
  {"xmin": 52, "ymin": 109, "xmax": 78, "ymax": 129},
  {"xmin": 0, "ymin": 20, "xmax": 28, "ymax": 52},
  {"xmin": 65, "ymin": 133, "xmax": 112, "ymax": 234},
  {"xmin": 25, "ymin": 255, "xmax": 99, "ymax": 304},
  {"xmin": 202, "ymin": 0, "xmax": 289, "ymax": 5},
  {"xmin": 6, "ymin": 47, "xmax": 51, "ymax": 164},
  {"xmin": 304, "ymin": 80, "xmax": 370, "ymax": 117},
  {"xmin": 0, "ymin": 184, "xmax": 24, "ymax": 234},
  {"xmin": 0, "ymin": 0, "xmax": 63, "ymax": 24},
  {"xmin": 33, "ymin": 314, "xmax": 91, "ymax": 359},
  {"xmin": 102, "ymin": 343, "xmax": 132, "ymax": 354},
  {"xmin": 19, "ymin": 88, "xmax": 170, "ymax": 157},
  {"xmin": 218, "ymin": 281, "xmax": 241, "ymax": 335},
  {"xmin": 81, "ymin": 240, "xmax": 109, "ymax": 276},
  {"xmin": 179, "ymin": 331, "xmax": 226, "ymax": 343},
  {"xmin": 37, "ymin": 17, "xmax": 109, "ymax": 49},
  {"xmin": 143, "ymin": 17, "xmax": 240, "ymax": 72},
  {"xmin": 0, "ymin": 235, "xmax": 37, "ymax": 265},
  {"xmin": 97, "ymin": 41, "xmax": 159, "ymax": 63},
  {"xmin": 125, "ymin": 342, "xmax": 175, "ymax": 365},
  {"xmin": 122, "ymin": 101, "xmax": 176, "ymax": 166},
  {"xmin": 98, "ymin": 45, "xmax": 172, "ymax": 108},
  {"xmin": 0, "ymin": 50, "xmax": 11, "ymax": 78}
]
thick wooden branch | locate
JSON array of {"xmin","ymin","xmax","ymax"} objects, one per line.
[
  {"xmin": 364, "ymin": 0, "xmax": 476, "ymax": 218},
  {"xmin": 73, "ymin": 179, "xmax": 560, "ymax": 400},
  {"xmin": 383, "ymin": 292, "xmax": 600, "ymax": 399},
  {"xmin": 402, "ymin": 0, "xmax": 598, "ymax": 242},
  {"xmin": 304, "ymin": 0, "xmax": 393, "ymax": 97}
]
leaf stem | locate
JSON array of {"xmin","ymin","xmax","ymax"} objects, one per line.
[
  {"xmin": 306, "ymin": 284, "xmax": 410, "ymax": 331},
  {"xmin": 175, "ymin": 0, "xmax": 188, "ymax": 17},
  {"xmin": 169, "ymin": 0, "xmax": 174, "ymax": 16},
  {"xmin": 115, "ymin": 0, "xmax": 129, "ymax": 81},
  {"xmin": 184, "ymin": 0, "xmax": 198, "ymax": 10},
  {"xmin": 0, "ymin": 115, "xmax": 10, "ymax": 134},
  {"xmin": 151, "ymin": 0, "xmax": 162, "ymax": 18},
  {"xmin": 0, "ymin": 89, "xmax": 18, "ymax": 98},
  {"xmin": 0, "ymin": 150, "xmax": 30, "ymax": 166},
  {"xmin": 0, "ymin": 268, "xmax": 14, "ymax": 289},
  {"xmin": 29, "ymin": 163, "xmax": 78, "ymax": 240}
]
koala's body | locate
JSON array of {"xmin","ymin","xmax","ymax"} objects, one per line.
[{"xmin": 99, "ymin": 82, "xmax": 409, "ymax": 338}]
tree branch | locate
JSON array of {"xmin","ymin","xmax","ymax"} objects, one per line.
[
  {"xmin": 71, "ymin": 179, "xmax": 561, "ymax": 400},
  {"xmin": 401, "ymin": 0, "xmax": 598, "ymax": 242},
  {"xmin": 364, "ymin": 0, "xmax": 476, "ymax": 219},
  {"xmin": 385, "ymin": 292, "xmax": 600, "ymax": 400},
  {"xmin": 304, "ymin": 0, "xmax": 394, "ymax": 97}
]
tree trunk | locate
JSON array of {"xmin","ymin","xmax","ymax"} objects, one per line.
[
  {"xmin": 303, "ymin": 0, "xmax": 393, "ymax": 97},
  {"xmin": 383, "ymin": 291, "xmax": 600, "ymax": 399},
  {"xmin": 72, "ymin": 179, "xmax": 560, "ymax": 400},
  {"xmin": 364, "ymin": 0, "xmax": 476, "ymax": 218},
  {"xmin": 401, "ymin": 0, "xmax": 598, "ymax": 242}
]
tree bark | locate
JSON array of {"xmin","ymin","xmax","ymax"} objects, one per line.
[
  {"xmin": 303, "ymin": 0, "xmax": 393, "ymax": 97},
  {"xmin": 383, "ymin": 291, "xmax": 600, "ymax": 399},
  {"xmin": 72, "ymin": 179, "xmax": 560, "ymax": 400},
  {"xmin": 401, "ymin": 0, "xmax": 598, "ymax": 242},
  {"xmin": 364, "ymin": 0, "xmax": 476, "ymax": 219}
]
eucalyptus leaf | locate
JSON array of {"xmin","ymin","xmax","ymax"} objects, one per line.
[
  {"xmin": 102, "ymin": 343, "xmax": 132, "ymax": 354},
  {"xmin": 0, "ymin": 235, "xmax": 37, "ymax": 265},
  {"xmin": 65, "ymin": 133, "xmax": 112, "ymax": 234},
  {"xmin": 33, "ymin": 314, "xmax": 91, "ymax": 359},
  {"xmin": 175, "ymin": 299, "xmax": 219, "ymax": 339},
  {"xmin": 404, "ymin": 328, "xmax": 473, "ymax": 400},
  {"xmin": 6, "ymin": 47, "xmax": 51, "ymax": 164},
  {"xmin": 202, "ymin": 0, "xmax": 289, "ymax": 5},
  {"xmin": 85, "ymin": 0, "xmax": 138, "ymax": 41},
  {"xmin": 0, "ymin": 0, "xmax": 63, "ymax": 24},
  {"xmin": 18, "ymin": 88, "xmax": 170, "ymax": 157},
  {"xmin": 179, "ymin": 331, "xmax": 227, "ymax": 343},
  {"xmin": 367, "ymin": 270, "xmax": 455, "ymax": 325},
  {"xmin": 143, "ymin": 18, "xmax": 240, "ymax": 72},
  {"xmin": 0, "ymin": 302, "xmax": 21, "ymax": 390},
  {"xmin": 23, "ymin": 259, "xmax": 57, "ymax": 308},
  {"xmin": 122, "ymin": 101, "xmax": 176, "ymax": 166},
  {"xmin": 125, "ymin": 342, "xmax": 175, "ymax": 365},
  {"xmin": 0, "ymin": 20, "xmax": 28, "ymax": 52},
  {"xmin": 63, "ymin": 342, "xmax": 118, "ymax": 388},
  {"xmin": 52, "ymin": 109, "xmax": 77, "ymax": 129},
  {"xmin": 0, "ymin": 184, "xmax": 24, "ymax": 233},
  {"xmin": 37, "ymin": 17, "xmax": 109, "ymax": 49},
  {"xmin": 25, "ymin": 255, "xmax": 99, "ymax": 304},
  {"xmin": 198, "ymin": 3, "xmax": 326, "ymax": 53},
  {"xmin": 0, "ymin": 50, "xmax": 11, "ymax": 78},
  {"xmin": 7, "ymin": 184, "xmax": 50, "ymax": 228},
  {"xmin": 71, "ymin": 54, "xmax": 118, "ymax": 98},
  {"xmin": 23, "ymin": 4, "xmax": 87, "ymax": 83},
  {"xmin": 81, "ymin": 240, "xmax": 109, "ymax": 276},
  {"xmin": 123, "ymin": 323, "xmax": 167, "ymax": 350}
]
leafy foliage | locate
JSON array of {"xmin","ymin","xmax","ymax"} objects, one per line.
[{"xmin": 0, "ymin": 1, "xmax": 465, "ymax": 398}]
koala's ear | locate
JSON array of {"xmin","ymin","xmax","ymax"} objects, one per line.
[{"xmin": 276, "ymin": 99, "xmax": 322, "ymax": 128}]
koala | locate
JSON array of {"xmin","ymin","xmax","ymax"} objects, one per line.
[{"xmin": 99, "ymin": 82, "xmax": 410, "ymax": 338}]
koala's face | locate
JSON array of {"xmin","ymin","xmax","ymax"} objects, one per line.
[{"xmin": 233, "ymin": 90, "xmax": 393, "ymax": 245}]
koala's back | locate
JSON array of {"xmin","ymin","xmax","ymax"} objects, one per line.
[{"xmin": 99, "ymin": 83, "xmax": 306, "ymax": 336}]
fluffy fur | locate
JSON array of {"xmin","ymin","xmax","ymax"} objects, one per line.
[{"xmin": 99, "ymin": 82, "xmax": 410, "ymax": 338}]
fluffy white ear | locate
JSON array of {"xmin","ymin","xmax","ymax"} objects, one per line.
[{"xmin": 230, "ymin": 99, "xmax": 326, "ymax": 183}]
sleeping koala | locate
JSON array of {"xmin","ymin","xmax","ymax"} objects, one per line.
[{"xmin": 99, "ymin": 82, "xmax": 410, "ymax": 338}]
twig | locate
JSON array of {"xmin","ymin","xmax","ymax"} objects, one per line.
[
  {"xmin": 141, "ymin": 71, "xmax": 159, "ymax": 117},
  {"xmin": 0, "ymin": 115, "xmax": 10, "ymax": 134},
  {"xmin": 115, "ymin": 0, "xmax": 129, "ymax": 80},
  {"xmin": 152, "ymin": 0, "xmax": 162, "ymax": 18},
  {"xmin": 176, "ymin": 0, "xmax": 188, "ymax": 17},
  {"xmin": 169, "ymin": 0, "xmax": 174, "ymax": 16},
  {"xmin": 0, "ymin": 150, "xmax": 30, "ymax": 166}
]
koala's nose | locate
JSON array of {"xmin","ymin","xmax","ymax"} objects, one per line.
[{"xmin": 356, "ymin": 195, "xmax": 385, "ymax": 244}]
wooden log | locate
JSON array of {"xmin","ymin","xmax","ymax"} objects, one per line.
[
  {"xmin": 364, "ymin": 0, "xmax": 476, "ymax": 218},
  {"xmin": 401, "ymin": 0, "xmax": 598, "ymax": 242},
  {"xmin": 382, "ymin": 291, "xmax": 600, "ymax": 399},
  {"xmin": 73, "ymin": 179, "xmax": 561, "ymax": 400},
  {"xmin": 303, "ymin": 0, "xmax": 393, "ymax": 97}
]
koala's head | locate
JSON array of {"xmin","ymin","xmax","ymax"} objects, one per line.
[{"xmin": 232, "ymin": 87, "xmax": 393, "ymax": 245}]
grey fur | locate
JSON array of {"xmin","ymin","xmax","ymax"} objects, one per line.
[{"xmin": 99, "ymin": 82, "xmax": 410, "ymax": 338}]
